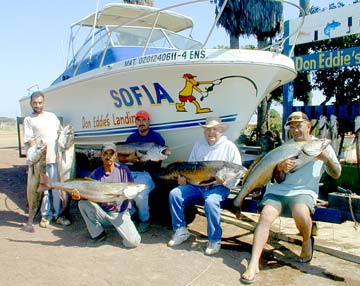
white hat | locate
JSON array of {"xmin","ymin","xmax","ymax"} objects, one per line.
[{"xmin": 200, "ymin": 117, "xmax": 229, "ymax": 131}]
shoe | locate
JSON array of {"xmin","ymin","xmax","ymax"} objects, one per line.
[
  {"xmin": 299, "ymin": 236, "xmax": 314, "ymax": 263},
  {"xmin": 87, "ymin": 231, "xmax": 106, "ymax": 246},
  {"xmin": 138, "ymin": 221, "xmax": 150, "ymax": 233},
  {"xmin": 55, "ymin": 216, "xmax": 71, "ymax": 226},
  {"xmin": 167, "ymin": 227, "xmax": 190, "ymax": 247},
  {"xmin": 205, "ymin": 241, "xmax": 221, "ymax": 256},
  {"xmin": 39, "ymin": 218, "xmax": 51, "ymax": 228}
]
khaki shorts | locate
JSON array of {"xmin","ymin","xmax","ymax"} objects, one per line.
[{"xmin": 259, "ymin": 193, "xmax": 315, "ymax": 217}]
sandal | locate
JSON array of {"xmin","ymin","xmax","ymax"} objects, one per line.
[
  {"xmin": 240, "ymin": 268, "xmax": 258, "ymax": 284},
  {"xmin": 299, "ymin": 235, "xmax": 314, "ymax": 263}
]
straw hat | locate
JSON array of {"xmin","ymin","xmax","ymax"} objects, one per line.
[{"xmin": 200, "ymin": 117, "xmax": 229, "ymax": 131}]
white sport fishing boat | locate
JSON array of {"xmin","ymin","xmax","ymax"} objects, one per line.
[{"xmin": 19, "ymin": 0, "xmax": 299, "ymax": 163}]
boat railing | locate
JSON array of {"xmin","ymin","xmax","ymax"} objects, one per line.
[{"xmin": 70, "ymin": 0, "xmax": 304, "ymax": 78}]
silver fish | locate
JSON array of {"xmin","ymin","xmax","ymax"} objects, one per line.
[
  {"xmin": 21, "ymin": 141, "xmax": 47, "ymax": 232},
  {"xmin": 318, "ymin": 115, "xmax": 330, "ymax": 139},
  {"xmin": 233, "ymin": 139, "xmax": 329, "ymax": 209},
  {"xmin": 57, "ymin": 125, "xmax": 76, "ymax": 206},
  {"xmin": 329, "ymin": 115, "xmax": 339, "ymax": 155},
  {"xmin": 38, "ymin": 175, "xmax": 146, "ymax": 203},
  {"xmin": 160, "ymin": 160, "xmax": 247, "ymax": 189},
  {"xmin": 76, "ymin": 142, "xmax": 171, "ymax": 162},
  {"xmin": 116, "ymin": 142, "xmax": 171, "ymax": 162}
]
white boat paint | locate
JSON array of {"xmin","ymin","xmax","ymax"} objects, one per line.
[{"xmin": 19, "ymin": 1, "xmax": 299, "ymax": 164}]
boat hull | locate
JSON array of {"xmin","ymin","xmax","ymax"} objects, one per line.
[{"xmin": 20, "ymin": 49, "xmax": 296, "ymax": 163}]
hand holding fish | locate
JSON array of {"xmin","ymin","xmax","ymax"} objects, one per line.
[
  {"xmin": 277, "ymin": 159, "xmax": 296, "ymax": 173},
  {"xmin": 316, "ymin": 149, "xmax": 330, "ymax": 163},
  {"xmin": 126, "ymin": 152, "xmax": 140, "ymax": 163},
  {"xmin": 71, "ymin": 190, "xmax": 81, "ymax": 200}
]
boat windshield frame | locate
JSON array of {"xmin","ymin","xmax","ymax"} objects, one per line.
[{"xmin": 65, "ymin": 0, "xmax": 304, "ymax": 79}]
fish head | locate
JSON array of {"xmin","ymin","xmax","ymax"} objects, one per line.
[
  {"xmin": 302, "ymin": 139, "xmax": 329, "ymax": 157},
  {"xmin": 123, "ymin": 183, "xmax": 147, "ymax": 199},
  {"xmin": 215, "ymin": 165, "xmax": 247, "ymax": 188},
  {"xmin": 58, "ymin": 125, "xmax": 74, "ymax": 150},
  {"xmin": 141, "ymin": 145, "xmax": 171, "ymax": 162},
  {"xmin": 27, "ymin": 140, "xmax": 47, "ymax": 164}
]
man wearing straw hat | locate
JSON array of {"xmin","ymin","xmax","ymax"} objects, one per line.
[{"xmin": 167, "ymin": 116, "xmax": 242, "ymax": 255}]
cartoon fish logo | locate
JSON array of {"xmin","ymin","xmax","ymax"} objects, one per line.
[{"xmin": 324, "ymin": 20, "xmax": 341, "ymax": 37}]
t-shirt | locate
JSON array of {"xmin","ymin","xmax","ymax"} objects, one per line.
[
  {"xmin": 189, "ymin": 136, "xmax": 242, "ymax": 165},
  {"xmin": 265, "ymin": 137, "xmax": 341, "ymax": 204},
  {"xmin": 89, "ymin": 162, "xmax": 133, "ymax": 212},
  {"xmin": 126, "ymin": 129, "xmax": 165, "ymax": 174},
  {"xmin": 188, "ymin": 135, "xmax": 242, "ymax": 188},
  {"xmin": 24, "ymin": 111, "xmax": 61, "ymax": 164}
]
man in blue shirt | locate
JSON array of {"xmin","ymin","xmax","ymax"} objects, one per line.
[
  {"xmin": 77, "ymin": 143, "xmax": 141, "ymax": 248},
  {"xmin": 118, "ymin": 110, "xmax": 166, "ymax": 233}
]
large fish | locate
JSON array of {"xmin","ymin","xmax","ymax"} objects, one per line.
[
  {"xmin": 38, "ymin": 175, "xmax": 147, "ymax": 203},
  {"xmin": 57, "ymin": 125, "xmax": 76, "ymax": 209},
  {"xmin": 329, "ymin": 115, "xmax": 340, "ymax": 155},
  {"xmin": 159, "ymin": 161, "xmax": 247, "ymax": 188},
  {"xmin": 318, "ymin": 115, "xmax": 330, "ymax": 139},
  {"xmin": 76, "ymin": 142, "xmax": 171, "ymax": 162},
  {"xmin": 21, "ymin": 141, "xmax": 47, "ymax": 232},
  {"xmin": 57, "ymin": 124, "xmax": 75, "ymax": 181},
  {"xmin": 116, "ymin": 142, "xmax": 171, "ymax": 162},
  {"xmin": 233, "ymin": 139, "xmax": 330, "ymax": 209}
]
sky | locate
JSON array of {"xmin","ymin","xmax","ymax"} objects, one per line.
[{"xmin": 0, "ymin": 0, "xmax": 355, "ymax": 119}]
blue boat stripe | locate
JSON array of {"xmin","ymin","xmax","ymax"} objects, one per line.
[{"xmin": 74, "ymin": 114, "xmax": 237, "ymax": 138}]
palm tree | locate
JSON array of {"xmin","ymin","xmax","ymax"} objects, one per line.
[
  {"xmin": 123, "ymin": 0, "xmax": 154, "ymax": 6},
  {"xmin": 212, "ymin": 0, "xmax": 283, "ymax": 134}
]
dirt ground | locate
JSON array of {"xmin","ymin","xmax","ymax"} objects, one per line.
[{"xmin": 0, "ymin": 129, "xmax": 359, "ymax": 286}]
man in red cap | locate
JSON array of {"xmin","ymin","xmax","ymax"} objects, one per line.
[{"xmin": 118, "ymin": 110, "xmax": 166, "ymax": 233}]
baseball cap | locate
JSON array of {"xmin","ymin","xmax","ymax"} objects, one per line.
[
  {"xmin": 285, "ymin": 111, "xmax": 310, "ymax": 126},
  {"xmin": 135, "ymin": 110, "xmax": 150, "ymax": 120},
  {"xmin": 101, "ymin": 143, "xmax": 117, "ymax": 153}
]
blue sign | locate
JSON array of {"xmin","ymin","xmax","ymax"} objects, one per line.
[{"xmin": 294, "ymin": 46, "xmax": 360, "ymax": 72}]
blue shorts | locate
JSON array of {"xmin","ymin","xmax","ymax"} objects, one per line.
[{"xmin": 259, "ymin": 193, "xmax": 315, "ymax": 217}]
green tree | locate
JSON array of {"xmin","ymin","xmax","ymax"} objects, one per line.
[
  {"xmin": 294, "ymin": 2, "xmax": 360, "ymax": 105},
  {"xmin": 212, "ymin": 0, "xmax": 283, "ymax": 135}
]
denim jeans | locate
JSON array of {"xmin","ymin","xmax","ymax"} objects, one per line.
[
  {"xmin": 41, "ymin": 163, "xmax": 62, "ymax": 220},
  {"xmin": 131, "ymin": 171, "xmax": 155, "ymax": 222},
  {"xmin": 169, "ymin": 184, "xmax": 230, "ymax": 243},
  {"xmin": 78, "ymin": 200, "xmax": 141, "ymax": 248}
]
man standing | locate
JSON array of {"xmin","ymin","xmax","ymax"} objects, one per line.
[
  {"xmin": 241, "ymin": 111, "xmax": 341, "ymax": 283},
  {"xmin": 167, "ymin": 117, "xmax": 242, "ymax": 255},
  {"xmin": 23, "ymin": 91, "xmax": 70, "ymax": 227},
  {"xmin": 76, "ymin": 143, "xmax": 141, "ymax": 248},
  {"xmin": 118, "ymin": 110, "xmax": 166, "ymax": 233}
]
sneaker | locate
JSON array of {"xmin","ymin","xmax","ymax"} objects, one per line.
[
  {"xmin": 138, "ymin": 221, "xmax": 150, "ymax": 233},
  {"xmin": 167, "ymin": 227, "xmax": 190, "ymax": 247},
  {"xmin": 87, "ymin": 231, "xmax": 106, "ymax": 247},
  {"xmin": 39, "ymin": 218, "xmax": 51, "ymax": 228},
  {"xmin": 205, "ymin": 241, "xmax": 221, "ymax": 255},
  {"xmin": 55, "ymin": 216, "xmax": 71, "ymax": 226}
]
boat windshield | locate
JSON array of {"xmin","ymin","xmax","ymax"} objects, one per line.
[
  {"xmin": 109, "ymin": 26, "xmax": 202, "ymax": 50},
  {"xmin": 70, "ymin": 26, "xmax": 202, "ymax": 66}
]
